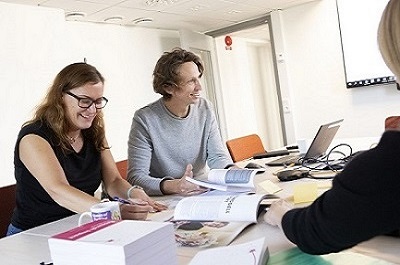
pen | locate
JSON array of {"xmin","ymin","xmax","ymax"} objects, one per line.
[
  {"xmin": 112, "ymin": 196, "xmax": 131, "ymax": 204},
  {"xmin": 113, "ymin": 196, "xmax": 149, "ymax": 206}
]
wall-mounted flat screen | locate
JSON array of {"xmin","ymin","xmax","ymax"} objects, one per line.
[{"xmin": 337, "ymin": 0, "xmax": 395, "ymax": 88}]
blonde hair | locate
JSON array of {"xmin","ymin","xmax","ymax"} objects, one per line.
[{"xmin": 378, "ymin": 0, "xmax": 400, "ymax": 79}]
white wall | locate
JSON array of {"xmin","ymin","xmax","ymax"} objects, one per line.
[
  {"xmin": 278, "ymin": 0, "xmax": 400, "ymax": 141},
  {"xmin": 215, "ymin": 36, "xmax": 284, "ymax": 150},
  {"xmin": 0, "ymin": 2, "xmax": 179, "ymax": 187},
  {"xmin": 2, "ymin": 0, "xmax": 399, "ymax": 187},
  {"xmin": 216, "ymin": 38, "xmax": 259, "ymax": 138}
]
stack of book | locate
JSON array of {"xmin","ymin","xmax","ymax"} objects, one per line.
[{"xmin": 48, "ymin": 220, "xmax": 177, "ymax": 265}]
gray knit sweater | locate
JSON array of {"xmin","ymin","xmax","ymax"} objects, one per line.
[{"xmin": 127, "ymin": 97, "xmax": 233, "ymax": 195}]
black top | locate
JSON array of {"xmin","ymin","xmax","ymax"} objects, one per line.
[
  {"xmin": 11, "ymin": 121, "xmax": 102, "ymax": 230},
  {"xmin": 282, "ymin": 130, "xmax": 400, "ymax": 254}
]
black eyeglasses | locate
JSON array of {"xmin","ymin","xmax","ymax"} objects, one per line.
[{"xmin": 65, "ymin": 91, "xmax": 108, "ymax": 109}]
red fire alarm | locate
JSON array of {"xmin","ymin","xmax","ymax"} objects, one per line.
[{"xmin": 224, "ymin": 35, "xmax": 232, "ymax": 50}]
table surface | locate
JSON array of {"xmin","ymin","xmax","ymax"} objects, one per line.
[{"xmin": 0, "ymin": 154, "xmax": 399, "ymax": 265}]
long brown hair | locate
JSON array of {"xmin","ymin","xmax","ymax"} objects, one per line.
[{"xmin": 25, "ymin": 62, "xmax": 107, "ymax": 153}]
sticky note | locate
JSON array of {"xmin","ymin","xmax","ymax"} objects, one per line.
[
  {"xmin": 293, "ymin": 183, "xmax": 318, "ymax": 204},
  {"xmin": 317, "ymin": 182, "xmax": 332, "ymax": 190},
  {"xmin": 258, "ymin": 180, "xmax": 282, "ymax": 194}
]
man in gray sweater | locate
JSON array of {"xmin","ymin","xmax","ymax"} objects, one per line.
[{"xmin": 127, "ymin": 48, "xmax": 234, "ymax": 196}]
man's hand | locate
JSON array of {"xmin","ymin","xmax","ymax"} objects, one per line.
[{"xmin": 161, "ymin": 164, "xmax": 208, "ymax": 195}]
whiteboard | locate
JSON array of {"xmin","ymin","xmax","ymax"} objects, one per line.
[{"xmin": 337, "ymin": 0, "xmax": 395, "ymax": 88}]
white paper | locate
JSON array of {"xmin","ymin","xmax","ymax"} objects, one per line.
[{"xmin": 189, "ymin": 237, "xmax": 268, "ymax": 265}]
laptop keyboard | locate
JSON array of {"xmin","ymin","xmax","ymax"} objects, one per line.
[{"xmin": 267, "ymin": 154, "xmax": 301, "ymax": 165}]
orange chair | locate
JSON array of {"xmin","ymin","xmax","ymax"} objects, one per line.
[
  {"xmin": 226, "ymin": 134, "xmax": 266, "ymax": 162},
  {"xmin": 385, "ymin": 116, "xmax": 400, "ymax": 130},
  {"xmin": 116, "ymin": 160, "xmax": 128, "ymax": 180}
]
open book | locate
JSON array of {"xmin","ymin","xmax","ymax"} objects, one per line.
[
  {"xmin": 186, "ymin": 169, "xmax": 258, "ymax": 192},
  {"xmin": 170, "ymin": 193, "xmax": 267, "ymax": 249},
  {"xmin": 147, "ymin": 193, "xmax": 268, "ymax": 249},
  {"xmin": 173, "ymin": 193, "xmax": 267, "ymax": 223}
]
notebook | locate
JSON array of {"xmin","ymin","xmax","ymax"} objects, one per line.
[{"xmin": 266, "ymin": 119, "xmax": 343, "ymax": 166}]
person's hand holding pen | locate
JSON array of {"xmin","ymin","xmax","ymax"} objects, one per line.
[
  {"xmin": 128, "ymin": 187, "xmax": 168, "ymax": 212},
  {"xmin": 113, "ymin": 189, "xmax": 168, "ymax": 220},
  {"xmin": 117, "ymin": 198, "xmax": 153, "ymax": 220},
  {"xmin": 114, "ymin": 196, "xmax": 159, "ymax": 221}
]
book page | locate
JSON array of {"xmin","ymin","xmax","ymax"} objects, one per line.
[
  {"xmin": 189, "ymin": 237, "xmax": 269, "ymax": 265},
  {"xmin": 174, "ymin": 194, "xmax": 266, "ymax": 222},
  {"xmin": 208, "ymin": 169, "xmax": 256, "ymax": 187},
  {"xmin": 172, "ymin": 220, "xmax": 251, "ymax": 248},
  {"xmin": 185, "ymin": 169, "xmax": 257, "ymax": 192},
  {"xmin": 185, "ymin": 177, "xmax": 254, "ymax": 193}
]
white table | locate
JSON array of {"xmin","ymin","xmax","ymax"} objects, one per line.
[{"xmin": 0, "ymin": 157, "xmax": 399, "ymax": 264}]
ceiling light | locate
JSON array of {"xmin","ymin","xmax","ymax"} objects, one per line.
[
  {"xmin": 228, "ymin": 10, "xmax": 242, "ymax": 15},
  {"xmin": 104, "ymin": 16, "xmax": 124, "ymax": 23},
  {"xmin": 65, "ymin": 11, "xmax": 86, "ymax": 21},
  {"xmin": 132, "ymin": 17, "xmax": 154, "ymax": 25},
  {"xmin": 190, "ymin": 5, "xmax": 205, "ymax": 12},
  {"xmin": 145, "ymin": 0, "xmax": 180, "ymax": 6}
]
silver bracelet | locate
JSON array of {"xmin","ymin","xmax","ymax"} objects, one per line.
[{"xmin": 127, "ymin": 185, "xmax": 143, "ymax": 199}]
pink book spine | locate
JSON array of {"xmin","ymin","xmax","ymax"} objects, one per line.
[{"xmin": 52, "ymin": 220, "xmax": 119, "ymax": 240}]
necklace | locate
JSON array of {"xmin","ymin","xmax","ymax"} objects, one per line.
[{"xmin": 67, "ymin": 134, "xmax": 80, "ymax": 144}]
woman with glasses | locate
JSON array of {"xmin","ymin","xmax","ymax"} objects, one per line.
[
  {"xmin": 127, "ymin": 48, "xmax": 234, "ymax": 196},
  {"xmin": 7, "ymin": 62, "xmax": 165, "ymax": 236}
]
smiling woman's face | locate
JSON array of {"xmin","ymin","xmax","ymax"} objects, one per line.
[{"xmin": 63, "ymin": 82, "xmax": 104, "ymax": 131}]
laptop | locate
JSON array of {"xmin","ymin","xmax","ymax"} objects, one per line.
[{"xmin": 266, "ymin": 119, "xmax": 343, "ymax": 166}]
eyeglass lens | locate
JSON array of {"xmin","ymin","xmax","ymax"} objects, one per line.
[{"xmin": 65, "ymin": 91, "xmax": 108, "ymax": 109}]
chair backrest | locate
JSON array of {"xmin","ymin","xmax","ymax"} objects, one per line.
[
  {"xmin": 226, "ymin": 134, "xmax": 266, "ymax": 162},
  {"xmin": 385, "ymin": 116, "xmax": 400, "ymax": 130},
  {"xmin": 116, "ymin": 160, "xmax": 128, "ymax": 180},
  {"xmin": 0, "ymin": 184, "xmax": 16, "ymax": 238}
]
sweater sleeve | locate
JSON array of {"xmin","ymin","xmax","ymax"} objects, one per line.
[
  {"xmin": 281, "ymin": 131, "xmax": 400, "ymax": 254},
  {"xmin": 127, "ymin": 109, "xmax": 167, "ymax": 196}
]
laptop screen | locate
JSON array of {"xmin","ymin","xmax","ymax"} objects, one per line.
[
  {"xmin": 265, "ymin": 119, "xmax": 344, "ymax": 167},
  {"xmin": 304, "ymin": 119, "xmax": 344, "ymax": 159}
]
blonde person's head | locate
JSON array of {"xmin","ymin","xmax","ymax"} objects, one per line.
[{"xmin": 378, "ymin": 0, "xmax": 400, "ymax": 79}]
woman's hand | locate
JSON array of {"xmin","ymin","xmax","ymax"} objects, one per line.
[
  {"xmin": 264, "ymin": 199, "xmax": 293, "ymax": 228},
  {"xmin": 119, "ymin": 202, "xmax": 153, "ymax": 220},
  {"xmin": 129, "ymin": 187, "xmax": 168, "ymax": 212}
]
